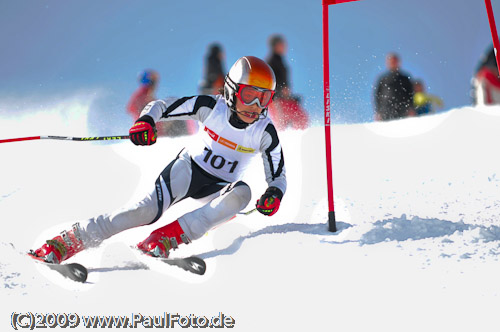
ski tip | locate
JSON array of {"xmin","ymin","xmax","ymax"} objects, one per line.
[
  {"xmin": 27, "ymin": 251, "xmax": 45, "ymax": 262},
  {"xmin": 67, "ymin": 263, "xmax": 88, "ymax": 283},
  {"xmin": 183, "ymin": 256, "xmax": 207, "ymax": 275},
  {"xmin": 27, "ymin": 251, "xmax": 88, "ymax": 283},
  {"xmin": 133, "ymin": 246, "xmax": 207, "ymax": 276}
]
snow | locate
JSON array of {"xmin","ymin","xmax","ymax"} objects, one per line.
[{"xmin": 1, "ymin": 102, "xmax": 500, "ymax": 331}]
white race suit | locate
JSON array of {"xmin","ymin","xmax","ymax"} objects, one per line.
[{"xmin": 77, "ymin": 94, "xmax": 287, "ymax": 246}]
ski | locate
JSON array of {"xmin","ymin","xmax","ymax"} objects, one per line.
[
  {"xmin": 135, "ymin": 248, "xmax": 207, "ymax": 275},
  {"xmin": 28, "ymin": 253, "xmax": 88, "ymax": 283}
]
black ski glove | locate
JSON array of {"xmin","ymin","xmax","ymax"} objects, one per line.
[
  {"xmin": 256, "ymin": 186, "xmax": 283, "ymax": 216},
  {"xmin": 129, "ymin": 115, "xmax": 157, "ymax": 145}
]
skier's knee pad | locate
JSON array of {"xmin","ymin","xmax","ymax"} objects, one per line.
[{"xmin": 225, "ymin": 181, "xmax": 251, "ymax": 210}]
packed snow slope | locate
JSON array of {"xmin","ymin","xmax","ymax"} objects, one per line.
[{"xmin": 1, "ymin": 104, "xmax": 500, "ymax": 331}]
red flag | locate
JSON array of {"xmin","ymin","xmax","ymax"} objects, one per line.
[{"xmin": 323, "ymin": 0, "xmax": 361, "ymax": 5}]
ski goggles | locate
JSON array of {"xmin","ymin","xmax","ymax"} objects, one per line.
[{"xmin": 235, "ymin": 83, "xmax": 275, "ymax": 109}]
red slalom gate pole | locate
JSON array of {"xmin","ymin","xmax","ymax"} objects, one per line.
[
  {"xmin": 322, "ymin": 2, "xmax": 336, "ymax": 232},
  {"xmin": 485, "ymin": 0, "xmax": 500, "ymax": 75},
  {"xmin": 322, "ymin": 0, "xmax": 361, "ymax": 232}
]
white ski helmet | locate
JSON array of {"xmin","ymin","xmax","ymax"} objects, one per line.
[{"xmin": 224, "ymin": 56, "xmax": 276, "ymax": 111}]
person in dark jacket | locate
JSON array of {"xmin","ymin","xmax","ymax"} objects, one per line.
[
  {"xmin": 200, "ymin": 43, "xmax": 226, "ymax": 95},
  {"xmin": 266, "ymin": 34, "xmax": 289, "ymax": 99},
  {"xmin": 374, "ymin": 53, "xmax": 415, "ymax": 121},
  {"xmin": 265, "ymin": 34, "xmax": 309, "ymax": 130}
]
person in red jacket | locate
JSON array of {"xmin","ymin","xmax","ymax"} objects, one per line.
[
  {"xmin": 473, "ymin": 46, "xmax": 500, "ymax": 106},
  {"xmin": 268, "ymin": 87, "xmax": 308, "ymax": 130},
  {"xmin": 128, "ymin": 70, "xmax": 189, "ymax": 136},
  {"xmin": 127, "ymin": 70, "xmax": 159, "ymax": 119}
]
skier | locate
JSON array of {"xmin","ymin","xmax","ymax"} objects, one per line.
[{"xmin": 31, "ymin": 56, "xmax": 287, "ymax": 264}]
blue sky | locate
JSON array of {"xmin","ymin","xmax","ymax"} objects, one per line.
[{"xmin": 1, "ymin": 0, "xmax": 498, "ymax": 124}]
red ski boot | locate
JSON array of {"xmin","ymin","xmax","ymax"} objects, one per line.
[
  {"xmin": 137, "ymin": 220, "xmax": 190, "ymax": 258},
  {"xmin": 32, "ymin": 223, "xmax": 86, "ymax": 264}
]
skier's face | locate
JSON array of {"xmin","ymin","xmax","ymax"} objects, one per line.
[{"xmin": 235, "ymin": 99, "xmax": 264, "ymax": 124}]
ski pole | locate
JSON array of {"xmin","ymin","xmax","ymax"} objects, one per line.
[
  {"xmin": 208, "ymin": 208, "xmax": 257, "ymax": 234},
  {"xmin": 238, "ymin": 208, "xmax": 257, "ymax": 216},
  {"xmin": 0, "ymin": 135, "xmax": 130, "ymax": 144},
  {"xmin": 225, "ymin": 208, "xmax": 256, "ymax": 223}
]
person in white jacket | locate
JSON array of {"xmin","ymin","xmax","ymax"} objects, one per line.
[{"xmin": 32, "ymin": 56, "xmax": 287, "ymax": 263}]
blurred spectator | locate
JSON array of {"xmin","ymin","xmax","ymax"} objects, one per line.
[
  {"xmin": 269, "ymin": 87, "xmax": 308, "ymax": 130},
  {"xmin": 374, "ymin": 53, "xmax": 415, "ymax": 121},
  {"xmin": 127, "ymin": 69, "xmax": 159, "ymax": 119},
  {"xmin": 266, "ymin": 34, "xmax": 309, "ymax": 130},
  {"xmin": 199, "ymin": 43, "xmax": 226, "ymax": 95},
  {"xmin": 472, "ymin": 46, "xmax": 500, "ymax": 105},
  {"xmin": 127, "ymin": 69, "xmax": 188, "ymax": 137},
  {"xmin": 266, "ymin": 34, "xmax": 289, "ymax": 99},
  {"xmin": 413, "ymin": 80, "xmax": 443, "ymax": 116}
]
